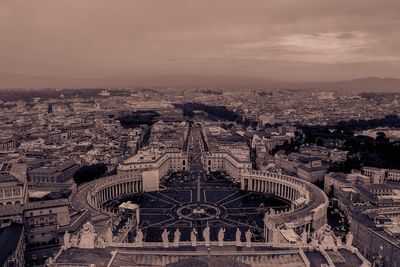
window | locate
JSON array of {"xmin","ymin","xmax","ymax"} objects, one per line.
[
  {"xmin": 12, "ymin": 188, "xmax": 21, "ymax": 196},
  {"xmin": 4, "ymin": 188, "xmax": 12, "ymax": 197},
  {"xmin": 32, "ymin": 254, "xmax": 37, "ymax": 260},
  {"xmin": 49, "ymin": 209, "xmax": 52, "ymax": 214}
]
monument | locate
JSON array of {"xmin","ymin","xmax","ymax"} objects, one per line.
[
  {"xmin": 245, "ymin": 229, "xmax": 252, "ymax": 248},
  {"xmin": 162, "ymin": 229, "xmax": 170, "ymax": 248},
  {"xmin": 173, "ymin": 229, "xmax": 181, "ymax": 247},
  {"xmin": 63, "ymin": 231, "xmax": 71, "ymax": 249},
  {"xmin": 203, "ymin": 224, "xmax": 211, "ymax": 247},
  {"xmin": 346, "ymin": 231, "xmax": 353, "ymax": 247},
  {"xmin": 104, "ymin": 226, "xmax": 113, "ymax": 244},
  {"xmin": 96, "ymin": 236, "xmax": 105, "ymax": 248},
  {"xmin": 78, "ymin": 222, "xmax": 96, "ymax": 249},
  {"xmin": 301, "ymin": 229, "xmax": 308, "ymax": 245},
  {"xmin": 218, "ymin": 228, "xmax": 225, "ymax": 247},
  {"xmin": 135, "ymin": 228, "xmax": 144, "ymax": 247},
  {"xmin": 71, "ymin": 234, "xmax": 79, "ymax": 247},
  {"xmin": 191, "ymin": 228, "xmax": 198, "ymax": 247},
  {"xmin": 235, "ymin": 228, "xmax": 242, "ymax": 247}
]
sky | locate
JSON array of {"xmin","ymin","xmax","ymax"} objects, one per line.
[{"xmin": 1, "ymin": 0, "xmax": 400, "ymax": 86}]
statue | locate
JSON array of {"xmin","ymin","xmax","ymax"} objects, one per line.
[
  {"xmin": 162, "ymin": 229, "xmax": 170, "ymax": 248},
  {"xmin": 104, "ymin": 226, "xmax": 113, "ymax": 244},
  {"xmin": 269, "ymin": 208, "xmax": 276, "ymax": 216},
  {"xmin": 173, "ymin": 229, "xmax": 181, "ymax": 247},
  {"xmin": 203, "ymin": 224, "xmax": 210, "ymax": 247},
  {"xmin": 71, "ymin": 234, "xmax": 79, "ymax": 247},
  {"xmin": 135, "ymin": 228, "xmax": 144, "ymax": 247},
  {"xmin": 318, "ymin": 225, "xmax": 338, "ymax": 250},
  {"xmin": 191, "ymin": 228, "xmax": 198, "ymax": 247},
  {"xmin": 235, "ymin": 228, "xmax": 242, "ymax": 246},
  {"xmin": 78, "ymin": 222, "xmax": 96, "ymax": 249},
  {"xmin": 245, "ymin": 229, "xmax": 252, "ymax": 247},
  {"xmin": 218, "ymin": 228, "xmax": 225, "ymax": 247},
  {"xmin": 63, "ymin": 231, "xmax": 71, "ymax": 249},
  {"xmin": 310, "ymin": 237, "xmax": 319, "ymax": 247},
  {"xmin": 47, "ymin": 256, "xmax": 54, "ymax": 266},
  {"xmin": 301, "ymin": 229, "xmax": 308, "ymax": 245},
  {"xmin": 97, "ymin": 236, "xmax": 105, "ymax": 248},
  {"xmin": 345, "ymin": 232, "xmax": 353, "ymax": 247},
  {"xmin": 337, "ymin": 236, "xmax": 342, "ymax": 247}
]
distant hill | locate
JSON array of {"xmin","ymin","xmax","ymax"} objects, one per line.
[
  {"xmin": 294, "ymin": 77, "xmax": 400, "ymax": 92},
  {"xmin": 1, "ymin": 73, "xmax": 400, "ymax": 91}
]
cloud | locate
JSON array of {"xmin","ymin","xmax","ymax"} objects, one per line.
[
  {"xmin": 225, "ymin": 31, "xmax": 400, "ymax": 64},
  {"xmin": 1, "ymin": 0, "xmax": 400, "ymax": 84}
]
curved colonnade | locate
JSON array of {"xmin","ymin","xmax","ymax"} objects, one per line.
[
  {"xmin": 86, "ymin": 173, "xmax": 143, "ymax": 215},
  {"xmin": 241, "ymin": 170, "xmax": 328, "ymax": 233},
  {"xmin": 81, "ymin": 168, "xmax": 328, "ymax": 236}
]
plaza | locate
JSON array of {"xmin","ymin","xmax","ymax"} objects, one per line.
[{"xmin": 103, "ymin": 172, "xmax": 290, "ymax": 242}]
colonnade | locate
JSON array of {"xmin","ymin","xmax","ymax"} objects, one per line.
[
  {"xmin": 92, "ymin": 180, "xmax": 142, "ymax": 207},
  {"xmin": 244, "ymin": 177, "xmax": 301, "ymax": 202},
  {"xmin": 86, "ymin": 174, "xmax": 143, "ymax": 210},
  {"xmin": 241, "ymin": 170, "xmax": 309, "ymax": 209}
]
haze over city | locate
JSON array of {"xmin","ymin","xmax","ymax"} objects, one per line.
[{"xmin": 1, "ymin": 0, "xmax": 400, "ymax": 88}]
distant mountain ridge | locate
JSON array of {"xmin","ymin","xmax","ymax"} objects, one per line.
[
  {"xmin": 1, "ymin": 73, "xmax": 400, "ymax": 91},
  {"xmin": 294, "ymin": 77, "xmax": 400, "ymax": 91}
]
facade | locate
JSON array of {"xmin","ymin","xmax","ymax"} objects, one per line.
[
  {"xmin": 118, "ymin": 148, "xmax": 188, "ymax": 191},
  {"xmin": 387, "ymin": 169, "xmax": 400, "ymax": 182},
  {"xmin": 0, "ymin": 163, "xmax": 28, "ymax": 205},
  {"xmin": 297, "ymin": 157, "xmax": 328, "ymax": 183},
  {"xmin": 329, "ymin": 148, "xmax": 349, "ymax": 162},
  {"xmin": 28, "ymin": 160, "xmax": 79, "ymax": 183},
  {"xmin": 23, "ymin": 200, "xmax": 70, "ymax": 246},
  {"xmin": 350, "ymin": 209, "xmax": 400, "ymax": 267},
  {"xmin": 325, "ymin": 169, "xmax": 400, "ymax": 266},
  {"xmin": 324, "ymin": 172, "xmax": 353, "ymax": 197},
  {"xmin": 0, "ymin": 134, "xmax": 17, "ymax": 152},
  {"xmin": 362, "ymin": 167, "xmax": 387, "ymax": 184},
  {"xmin": 203, "ymin": 151, "xmax": 251, "ymax": 182}
]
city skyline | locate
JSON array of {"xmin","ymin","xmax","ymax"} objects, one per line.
[{"xmin": 2, "ymin": 1, "xmax": 400, "ymax": 267}]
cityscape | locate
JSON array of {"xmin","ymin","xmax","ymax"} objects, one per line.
[{"xmin": 1, "ymin": 1, "xmax": 400, "ymax": 267}]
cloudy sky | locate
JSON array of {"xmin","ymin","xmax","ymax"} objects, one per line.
[{"xmin": 1, "ymin": 0, "xmax": 400, "ymax": 85}]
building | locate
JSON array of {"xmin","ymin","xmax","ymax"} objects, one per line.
[
  {"xmin": 297, "ymin": 157, "xmax": 328, "ymax": 183},
  {"xmin": 362, "ymin": 167, "xmax": 387, "ymax": 184},
  {"xmin": 203, "ymin": 151, "xmax": 251, "ymax": 182},
  {"xmin": 387, "ymin": 169, "xmax": 400, "ymax": 182},
  {"xmin": 324, "ymin": 172, "xmax": 353, "ymax": 197},
  {"xmin": 329, "ymin": 148, "xmax": 349, "ymax": 162},
  {"xmin": 118, "ymin": 148, "xmax": 188, "ymax": 191},
  {"xmin": 0, "ymin": 163, "xmax": 28, "ymax": 205},
  {"xmin": 0, "ymin": 223, "xmax": 25, "ymax": 267},
  {"xmin": 0, "ymin": 133, "xmax": 17, "ymax": 152},
  {"xmin": 23, "ymin": 199, "xmax": 70, "ymax": 246},
  {"xmin": 0, "ymin": 205, "xmax": 24, "ymax": 228},
  {"xmin": 28, "ymin": 160, "xmax": 79, "ymax": 184},
  {"xmin": 350, "ymin": 208, "xmax": 400, "ymax": 266}
]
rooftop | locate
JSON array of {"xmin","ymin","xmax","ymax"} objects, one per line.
[
  {"xmin": 0, "ymin": 223, "xmax": 23, "ymax": 266},
  {"xmin": 23, "ymin": 199, "xmax": 69, "ymax": 212}
]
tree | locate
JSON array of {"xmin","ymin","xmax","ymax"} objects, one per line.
[
  {"xmin": 375, "ymin": 132, "xmax": 389, "ymax": 143},
  {"xmin": 316, "ymin": 137, "xmax": 324, "ymax": 146},
  {"xmin": 73, "ymin": 163, "xmax": 108, "ymax": 185}
]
